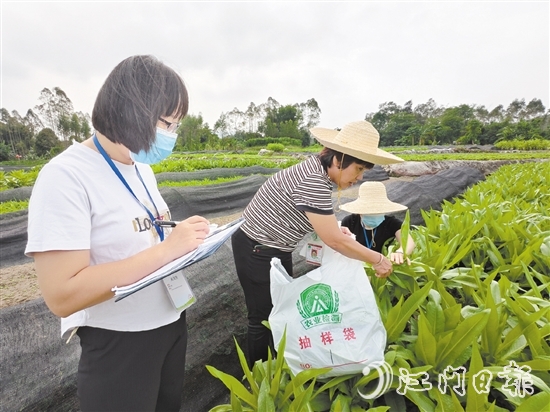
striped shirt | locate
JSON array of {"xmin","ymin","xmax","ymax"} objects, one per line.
[{"xmin": 241, "ymin": 155, "xmax": 334, "ymax": 251}]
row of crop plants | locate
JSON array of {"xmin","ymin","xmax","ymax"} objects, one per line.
[
  {"xmin": 208, "ymin": 161, "xmax": 550, "ymax": 411},
  {"xmin": 2, "ymin": 149, "xmax": 550, "ymax": 192}
]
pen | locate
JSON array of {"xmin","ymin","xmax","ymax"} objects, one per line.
[
  {"xmin": 154, "ymin": 219, "xmax": 178, "ymax": 227},
  {"xmin": 154, "ymin": 220, "xmax": 219, "ymax": 231}
]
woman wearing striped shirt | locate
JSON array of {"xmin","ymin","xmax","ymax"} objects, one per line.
[{"xmin": 231, "ymin": 120, "xmax": 404, "ymax": 366}]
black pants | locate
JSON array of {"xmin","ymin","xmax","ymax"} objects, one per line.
[
  {"xmin": 231, "ymin": 228, "xmax": 293, "ymax": 368},
  {"xmin": 76, "ymin": 312, "xmax": 187, "ymax": 412}
]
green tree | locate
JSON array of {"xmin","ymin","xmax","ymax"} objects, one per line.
[
  {"xmin": 259, "ymin": 104, "xmax": 303, "ymax": 139},
  {"xmin": 177, "ymin": 114, "xmax": 218, "ymax": 151},
  {"xmin": 505, "ymin": 98, "xmax": 526, "ymax": 122},
  {"xmin": 80, "ymin": 115, "xmax": 91, "ymax": 139},
  {"xmin": 398, "ymin": 124, "xmax": 423, "ymax": 146},
  {"xmin": 437, "ymin": 105, "xmax": 474, "ymax": 144},
  {"xmin": 414, "ymin": 98, "xmax": 443, "ymax": 120},
  {"xmin": 34, "ymin": 127, "xmax": 61, "ymax": 157},
  {"xmin": 456, "ymin": 119, "xmax": 483, "ymax": 144},
  {"xmin": 70, "ymin": 113, "xmax": 81, "ymax": 140},
  {"xmin": 23, "ymin": 109, "xmax": 44, "ymax": 136},
  {"xmin": 380, "ymin": 112, "xmax": 417, "ymax": 146},
  {"xmin": 0, "ymin": 141, "xmax": 11, "ymax": 160},
  {"xmin": 478, "ymin": 121, "xmax": 505, "ymax": 145},
  {"xmin": 366, "ymin": 101, "xmax": 402, "ymax": 132},
  {"xmin": 0, "ymin": 109, "xmax": 34, "ymax": 156},
  {"xmin": 297, "ymin": 98, "xmax": 321, "ymax": 129},
  {"xmin": 35, "ymin": 87, "xmax": 74, "ymax": 138},
  {"xmin": 58, "ymin": 114, "xmax": 71, "ymax": 140},
  {"xmin": 524, "ymin": 98, "xmax": 546, "ymax": 119},
  {"xmin": 213, "ymin": 112, "xmax": 230, "ymax": 138}
]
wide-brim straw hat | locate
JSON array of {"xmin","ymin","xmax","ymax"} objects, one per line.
[
  {"xmin": 310, "ymin": 120, "xmax": 404, "ymax": 165},
  {"xmin": 340, "ymin": 181, "xmax": 408, "ymax": 215}
]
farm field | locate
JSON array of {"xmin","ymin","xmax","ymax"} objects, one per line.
[
  {"xmin": 1, "ymin": 148, "xmax": 548, "ymax": 411},
  {"xmin": 208, "ymin": 161, "xmax": 550, "ymax": 411}
]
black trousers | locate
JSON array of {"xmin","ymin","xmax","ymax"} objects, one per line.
[
  {"xmin": 76, "ymin": 312, "xmax": 187, "ymax": 412},
  {"xmin": 231, "ymin": 228, "xmax": 293, "ymax": 368}
]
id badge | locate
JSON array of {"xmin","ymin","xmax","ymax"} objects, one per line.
[
  {"xmin": 305, "ymin": 243, "xmax": 324, "ymax": 266},
  {"xmin": 163, "ymin": 271, "xmax": 196, "ymax": 311}
]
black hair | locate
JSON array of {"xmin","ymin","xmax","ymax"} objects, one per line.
[
  {"xmin": 91, "ymin": 55, "xmax": 188, "ymax": 153},
  {"xmin": 318, "ymin": 147, "xmax": 374, "ymax": 171}
]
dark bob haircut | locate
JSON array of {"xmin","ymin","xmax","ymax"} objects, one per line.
[
  {"xmin": 318, "ymin": 147, "xmax": 374, "ymax": 171},
  {"xmin": 92, "ymin": 55, "xmax": 188, "ymax": 153}
]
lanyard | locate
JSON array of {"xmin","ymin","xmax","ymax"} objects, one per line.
[
  {"xmin": 361, "ymin": 224, "xmax": 377, "ymax": 249},
  {"xmin": 93, "ymin": 135, "xmax": 164, "ymax": 241}
]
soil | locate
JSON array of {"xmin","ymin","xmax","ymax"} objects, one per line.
[{"xmin": 0, "ymin": 177, "xmax": 414, "ymax": 309}]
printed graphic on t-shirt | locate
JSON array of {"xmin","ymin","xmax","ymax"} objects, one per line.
[{"xmin": 131, "ymin": 208, "xmax": 171, "ymax": 242}]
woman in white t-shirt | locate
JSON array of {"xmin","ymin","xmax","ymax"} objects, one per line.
[{"xmin": 25, "ymin": 55, "xmax": 210, "ymax": 411}]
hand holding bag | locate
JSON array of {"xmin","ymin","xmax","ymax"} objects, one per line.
[{"xmin": 269, "ymin": 246, "xmax": 387, "ymax": 378}]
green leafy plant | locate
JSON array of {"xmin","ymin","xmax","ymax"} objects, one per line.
[
  {"xmin": 207, "ymin": 330, "xmax": 333, "ymax": 411},
  {"xmin": 0, "ymin": 200, "xmax": 29, "ymax": 214},
  {"xmin": 494, "ymin": 139, "xmax": 550, "ymax": 151},
  {"xmin": 209, "ymin": 161, "xmax": 550, "ymax": 411},
  {"xmin": 0, "ymin": 167, "xmax": 41, "ymax": 191},
  {"xmin": 267, "ymin": 143, "xmax": 285, "ymax": 153}
]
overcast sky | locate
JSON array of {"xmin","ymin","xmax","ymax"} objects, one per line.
[{"xmin": 1, "ymin": 1, "xmax": 548, "ymax": 130}]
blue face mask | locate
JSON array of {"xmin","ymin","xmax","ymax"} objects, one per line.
[
  {"xmin": 361, "ymin": 215, "xmax": 385, "ymax": 228},
  {"xmin": 130, "ymin": 127, "xmax": 177, "ymax": 164}
]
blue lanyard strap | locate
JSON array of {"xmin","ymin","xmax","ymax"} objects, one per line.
[
  {"xmin": 93, "ymin": 135, "xmax": 164, "ymax": 241},
  {"xmin": 361, "ymin": 224, "xmax": 377, "ymax": 249}
]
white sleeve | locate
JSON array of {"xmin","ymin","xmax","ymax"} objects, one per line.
[{"xmin": 25, "ymin": 162, "xmax": 92, "ymax": 255}]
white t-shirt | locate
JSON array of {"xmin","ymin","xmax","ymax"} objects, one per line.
[{"xmin": 25, "ymin": 141, "xmax": 182, "ymax": 338}]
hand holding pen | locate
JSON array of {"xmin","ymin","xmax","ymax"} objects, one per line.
[
  {"xmin": 156, "ymin": 216, "xmax": 211, "ymax": 260},
  {"xmin": 154, "ymin": 219, "xmax": 179, "ymax": 228},
  {"xmin": 155, "ymin": 219, "xmax": 218, "ymax": 233}
]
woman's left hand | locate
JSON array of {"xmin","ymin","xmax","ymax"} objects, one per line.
[{"xmin": 390, "ymin": 251, "xmax": 410, "ymax": 265}]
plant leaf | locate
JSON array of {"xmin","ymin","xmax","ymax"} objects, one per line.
[
  {"xmin": 415, "ymin": 313, "xmax": 437, "ymax": 367},
  {"xmin": 386, "ymin": 282, "xmax": 433, "ymax": 342},
  {"xmin": 515, "ymin": 391, "xmax": 550, "ymax": 412},
  {"xmin": 206, "ymin": 365, "xmax": 257, "ymax": 409},
  {"xmin": 466, "ymin": 341, "xmax": 488, "ymax": 412},
  {"xmin": 258, "ymin": 378, "xmax": 275, "ymax": 412},
  {"xmin": 436, "ymin": 309, "xmax": 490, "ymax": 370}
]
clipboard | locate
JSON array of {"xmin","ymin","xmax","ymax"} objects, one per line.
[{"xmin": 112, "ymin": 217, "xmax": 244, "ymax": 301}]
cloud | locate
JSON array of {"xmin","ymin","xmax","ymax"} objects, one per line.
[{"xmin": 1, "ymin": 1, "xmax": 548, "ymax": 129}]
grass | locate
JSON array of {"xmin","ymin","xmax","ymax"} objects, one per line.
[
  {"xmin": 0, "ymin": 200, "xmax": 29, "ymax": 214},
  {"xmin": 157, "ymin": 176, "xmax": 249, "ymax": 187}
]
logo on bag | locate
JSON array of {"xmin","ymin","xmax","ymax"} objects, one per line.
[{"xmin": 296, "ymin": 283, "xmax": 342, "ymax": 329}]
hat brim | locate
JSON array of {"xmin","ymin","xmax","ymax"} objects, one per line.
[
  {"xmin": 340, "ymin": 198, "xmax": 408, "ymax": 215},
  {"xmin": 311, "ymin": 127, "xmax": 404, "ymax": 165}
]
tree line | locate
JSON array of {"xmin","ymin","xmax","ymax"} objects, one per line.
[
  {"xmin": 177, "ymin": 97, "xmax": 322, "ymax": 151},
  {"xmin": 367, "ymin": 98, "xmax": 549, "ymax": 147},
  {"xmin": 0, "ymin": 87, "xmax": 91, "ymax": 160},
  {"xmin": 1, "ymin": 88, "xmax": 548, "ymax": 160}
]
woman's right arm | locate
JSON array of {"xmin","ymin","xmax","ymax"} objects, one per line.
[
  {"xmin": 33, "ymin": 215, "xmax": 209, "ymax": 318},
  {"xmin": 305, "ymin": 212, "xmax": 392, "ymax": 277}
]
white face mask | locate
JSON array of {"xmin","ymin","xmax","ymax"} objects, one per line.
[
  {"xmin": 129, "ymin": 128, "xmax": 177, "ymax": 164},
  {"xmin": 361, "ymin": 215, "xmax": 385, "ymax": 228}
]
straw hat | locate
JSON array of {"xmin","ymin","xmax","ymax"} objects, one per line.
[
  {"xmin": 340, "ymin": 181, "xmax": 408, "ymax": 215},
  {"xmin": 310, "ymin": 120, "xmax": 404, "ymax": 165}
]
